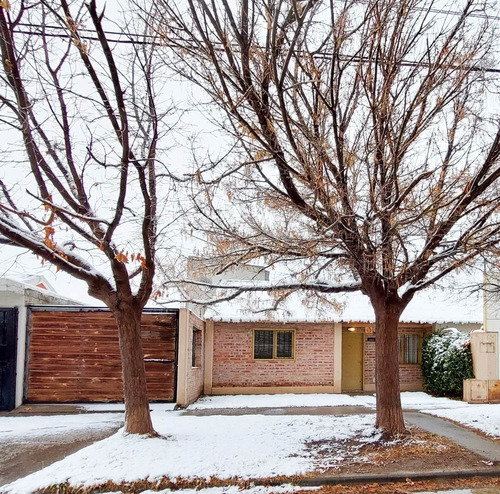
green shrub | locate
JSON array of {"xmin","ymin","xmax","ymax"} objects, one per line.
[{"xmin": 421, "ymin": 328, "xmax": 474, "ymax": 397}]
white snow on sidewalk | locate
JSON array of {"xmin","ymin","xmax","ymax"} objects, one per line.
[
  {"xmin": 76, "ymin": 403, "xmax": 176, "ymax": 413},
  {"xmin": 352, "ymin": 392, "xmax": 500, "ymax": 438},
  {"xmin": 352, "ymin": 392, "xmax": 470, "ymax": 410},
  {"xmin": 2, "ymin": 413, "xmax": 379, "ymax": 494},
  {"xmin": 422, "ymin": 404, "xmax": 500, "ymax": 438},
  {"xmin": 0, "ymin": 413, "xmax": 123, "ymax": 441},
  {"xmin": 188, "ymin": 393, "xmax": 369, "ymax": 409}
]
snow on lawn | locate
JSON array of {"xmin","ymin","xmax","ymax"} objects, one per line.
[
  {"xmin": 422, "ymin": 404, "xmax": 500, "ymax": 438},
  {"xmin": 0, "ymin": 413, "xmax": 123, "ymax": 441},
  {"xmin": 399, "ymin": 392, "xmax": 470, "ymax": 410},
  {"xmin": 188, "ymin": 393, "xmax": 369, "ymax": 409},
  {"xmin": 352, "ymin": 392, "xmax": 470, "ymax": 410},
  {"xmin": 138, "ymin": 485, "xmax": 319, "ymax": 494},
  {"xmin": 353, "ymin": 392, "xmax": 500, "ymax": 438},
  {"xmin": 2, "ymin": 413, "xmax": 380, "ymax": 494}
]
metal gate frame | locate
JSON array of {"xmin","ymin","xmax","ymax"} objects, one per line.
[{"xmin": 0, "ymin": 307, "xmax": 18, "ymax": 411}]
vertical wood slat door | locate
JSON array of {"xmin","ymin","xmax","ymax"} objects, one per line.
[{"xmin": 26, "ymin": 310, "xmax": 177, "ymax": 403}]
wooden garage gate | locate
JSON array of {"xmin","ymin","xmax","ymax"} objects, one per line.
[{"xmin": 25, "ymin": 308, "xmax": 178, "ymax": 403}]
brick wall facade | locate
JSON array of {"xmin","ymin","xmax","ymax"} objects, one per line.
[
  {"xmin": 211, "ymin": 320, "xmax": 431, "ymax": 393},
  {"xmin": 212, "ymin": 322, "xmax": 335, "ymax": 388},
  {"xmin": 363, "ymin": 325, "xmax": 432, "ymax": 391}
]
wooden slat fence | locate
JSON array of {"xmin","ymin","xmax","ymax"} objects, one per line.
[{"xmin": 26, "ymin": 309, "xmax": 177, "ymax": 402}]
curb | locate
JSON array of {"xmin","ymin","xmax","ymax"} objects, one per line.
[{"xmin": 290, "ymin": 467, "xmax": 500, "ymax": 486}]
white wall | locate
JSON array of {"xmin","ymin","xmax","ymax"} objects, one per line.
[
  {"xmin": 1, "ymin": 278, "xmax": 82, "ymax": 408},
  {"xmin": 483, "ymin": 289, "xmax": 500, "ymax": 378}
]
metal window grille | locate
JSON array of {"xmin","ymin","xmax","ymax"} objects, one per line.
[
  {"xmin": 254, "ymin": 330, "xmax": 274, "ymax": 359},
  {"xmin": 254, "ymin": 329, "xmax": 294, "ymax": 359},
  {"xmin": 276, "ymin": 331, "xmax": 293, "ymax": 358}
]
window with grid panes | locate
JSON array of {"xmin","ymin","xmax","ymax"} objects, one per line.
[
  {"xmin": 253, "ymin": 329, "xmax": 295, "ymax": 359},
  {"xmin": 399, "ymin": 333, "xmax": 420, "ymax": 364}
]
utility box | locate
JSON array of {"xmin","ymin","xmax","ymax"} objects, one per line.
[
  {"xmin": 463, "ymin": 379, "xmax": 488, "ymax": 403},
  {"xmin": 464, "ymin": 379, "xmax": 500, "ymax": 403},
  {"xmin": 470, "ymin": 332, "xmax": 498, "ymax": 380},
  {"xmin": 464, "ymin": 332, "xmax": 500, "ymax": 403}
]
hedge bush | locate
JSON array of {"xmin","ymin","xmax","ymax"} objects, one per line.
[{"xmin": 421, "ymin": 328, "xmax": 474, "ymax": 397}]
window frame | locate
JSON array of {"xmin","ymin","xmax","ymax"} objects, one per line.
[
  {"xmin": 252, "ymin": 328, "xmax": 296, "ymax": 360},
  {"xmin": 192, "ymin": 327, "xmax": 203, "ymax": 368},
  {"xmin": 398, "ymin": 332, "xmax": 422, "ymax": 365}
]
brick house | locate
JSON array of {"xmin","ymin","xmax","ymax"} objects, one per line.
[
  {"xmin": 1, "ymin": 273, "xmax": 483, "ymax": 410},
  {"xmin": 202, "ymin": 318, "xmax": 433, "ymax": 397},
  {"xmin": 197, "ymin": 285, "xmax": 482, "ymax": 398}
]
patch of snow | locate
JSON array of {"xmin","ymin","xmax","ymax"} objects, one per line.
[
  {"xmin": 399, "ymin": 392, "xmax": 470, "ymax": 410},
  {"xmin": 2, "ymin": 414, "xmax": 379, "ymax": 494},
  {"xmin": 422, "ymin": 404, "xmax": 500, "ymax": 438},
  {"xmin": 77, "ymin": 403, "xmax": 176, "ymax": 413},
  {"xmin": 188, "ymin": 393, "xmax": 369, "ymax": 409},
  {"xmin": 101, "ymin": 486, "xmax": 319, "ymax": 494},
  {"xmin": 352, "ymin": 392, "xmax": 470, "ymax": 410},
  {"xmin": 0, "ymin": 413, "xmax": 123, "ymax": 441},
  {"xmin": 204, "ymin": 284, "xmax": 482, "ymax": 324},
  {"xmin": 141, "ymin": 486, "xmax": 320, "ymax": 494}
]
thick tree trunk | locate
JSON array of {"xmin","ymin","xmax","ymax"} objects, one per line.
[
  {"xmin": 372, "ymin": 298, "xmax": 408, "ymax": 439},
  {"xmin": 114, "ymin": 304, "xmax": 155, "ymax": 435}
]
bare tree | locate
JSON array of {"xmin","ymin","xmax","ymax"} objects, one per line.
[
  {"xmin": 152, "ymin": 0, "xmax": 500, "ymax": 438},
  {"xmin": 0, "ymin": 0, "xmax": 174, "ymax": 434}
]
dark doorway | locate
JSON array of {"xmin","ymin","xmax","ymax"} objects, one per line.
[{"xmin": 0, "ymin": 308, "xmax": 18, "ymax": 411}]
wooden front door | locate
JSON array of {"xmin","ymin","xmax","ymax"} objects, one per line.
[
  {"xmin": 0, "ymin": 308, "xmax": 18, "ymax": 411},
  {"xmin": 341, "ymin": 331, "xmax": 363, "ymax": 392}
]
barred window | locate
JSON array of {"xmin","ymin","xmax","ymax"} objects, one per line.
[
  {"xmin": 253, "ymin": 329, "xmax": 295, "ymax": 360},
  {"xmin": 399, "ymin": 333, "xmax": 420, "ymax": 364}
]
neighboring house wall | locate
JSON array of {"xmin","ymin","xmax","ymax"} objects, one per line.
[
  {"xmin": 0, "ymin": 279, "xmax": 80, "ymax": 409},
  {"xmin": 208, "ymin": 321, "xmax": 338, "ymax": 394},
  {"xmin": 484, "ymin": 289, "xmax": 500, "ymax": 379},
  {"xmin": 176, "ymin": 309, "xmax": 205, "ymax": 406}
]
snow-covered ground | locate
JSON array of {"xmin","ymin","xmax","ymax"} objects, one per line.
[
  {"xmin": 76, "ymin": 403, "xmax": 176, "ymax": 413},
  {"xmin": 422, "ymin": 404, "xmax": 500, "ymax": 438},
  {"xmin": 2, "ymin": 412, "xmax": 379, "ymax": 493},
  {"xmin": 188, "ymin": 393, "xmax": 365, "ymax": 409},
  {"xmin": 137, "ymin": 487, "xmax": 319, "ymax": 494},
  {"xmin": 1, "ymin": 392, "xmax": 499, "ymax": 494},
  {"xmin": 0, "ymin": 413, "xmax": 123, "ymax": 441}
]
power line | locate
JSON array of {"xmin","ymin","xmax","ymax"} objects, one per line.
[{"xmin": 11, "ymin": 7, "xmax": 500, "ymax": 75}]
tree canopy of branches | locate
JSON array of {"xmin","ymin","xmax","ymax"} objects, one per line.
[
  {"xmin": 153, "ymin": 0, "xmax": 500, "ymax": 438},
  {"xmin": 0, "ymin": 0, "xmax": 173, "ymax": 434}
]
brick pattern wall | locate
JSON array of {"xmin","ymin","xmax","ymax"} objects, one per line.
[
  {"xmin": 212, "ymin": 322, "xmax": 335, "ymax": 388},
  {"xmin": 363, "ymin": 325, "xmax": 428, "ymax": 390},
  {"xmin": 185, "ymin": 312, "xmax": 205, "ymax": 403}
]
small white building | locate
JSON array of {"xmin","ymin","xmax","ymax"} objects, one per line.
[{"xmin": 0, "ymin": 277, "xmax": 81, "ymax": 410}]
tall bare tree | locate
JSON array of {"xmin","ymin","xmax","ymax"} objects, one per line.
[
  {"xmin": 0, "ymin": 0, "xmax": 173, "ymax": 434},
  {"xmin": 152, "ymin": 0, "xmax": 500, "ymax": 438}
]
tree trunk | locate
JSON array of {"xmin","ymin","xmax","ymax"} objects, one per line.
[
  {"xmin": 372, "ymin": 298, "xmax": 408, "ymax": 439},
  {"xmin": 114, "ymin": 304, "xmax": 155, "ymax": 435}
]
